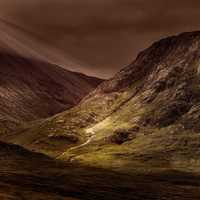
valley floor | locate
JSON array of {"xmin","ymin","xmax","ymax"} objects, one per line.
[
  {"xmin": 0, "ymin": 141, "xmax": 200, "ymax": 200},
  {"xmin": 1, "ymin": 159, "xmax": 200, "ymax": 199}
]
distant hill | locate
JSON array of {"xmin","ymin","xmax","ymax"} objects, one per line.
[{"xmin": 0, "ymin": 53, "xmax": 102, "ymax": 132}]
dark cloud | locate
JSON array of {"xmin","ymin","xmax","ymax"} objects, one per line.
[{"xmin": 0, "ymin": 0, "xmax": 200, "ymax": 78}]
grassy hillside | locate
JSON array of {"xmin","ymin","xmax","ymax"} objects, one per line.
[{"xmin": 1, "ymin": 141, "xmax": 200, "ymax": 200}]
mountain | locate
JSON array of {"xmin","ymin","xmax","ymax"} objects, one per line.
[
  {"xmin": 0, "ymin": 52, "xmax": 102, "ymax": 132},
  {"xmin": 1, "ymin": 141, "xmax": 200, "ymax": 200},
  {"xmin": 3, "ymin": 31, "xmax": 200, "ymax": 175}
]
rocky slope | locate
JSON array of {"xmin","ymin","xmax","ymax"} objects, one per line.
[
  {"xmin": 4, "ymin": 31, "xmax": 200, "ymax": 174},
  {"xmin": 0, "ymin": 52, "xmax": 102, "ymax": 132}
]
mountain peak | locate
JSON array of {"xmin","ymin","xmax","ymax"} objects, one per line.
[{"xmin": 91, "ymin": 31, "xmax": 200, "ymax": 95}]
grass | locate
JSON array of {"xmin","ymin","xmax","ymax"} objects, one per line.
[
  {"xmin": 59, "ymin": 124, "xmax": 200, "ymax": 176},
  {"xmin": 1, "ymin": 141, "xmax": 200, "ymax": 200}
]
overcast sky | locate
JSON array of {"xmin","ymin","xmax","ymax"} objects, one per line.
[{"xmin": 0, "ymin": 0, "xmax": 200, "ymax": 78}]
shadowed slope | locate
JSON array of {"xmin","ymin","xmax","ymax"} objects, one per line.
[
  {"xmin": 1, "ymin": 141, "xmax": 200, "ymax": 200},
  {"xmin": 0, "ymin": 53, "xmax": 102, "ymax": 132}
]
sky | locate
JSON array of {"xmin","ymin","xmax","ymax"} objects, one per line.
[{"xmin": 0, "ymin": 0, "xmax": 200, "ymax": 78}]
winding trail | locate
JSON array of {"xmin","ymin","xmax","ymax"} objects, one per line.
[
  {"xmin": 69, "ymin": 130, "xmax": 96, "ymax": 151},
  {"xmin": 59, "ymin": 130, "xmax": 96, "ymax": 159}
]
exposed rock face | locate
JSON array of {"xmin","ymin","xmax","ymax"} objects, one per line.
[
  {"xmin": 106, "ymin": 129, "xmax": 137, "ymax": 145},
  {"xmin": 92, "ymin": 32, "xmax": 200, "ymax": 92},
  {"xmin": 80, "ymin": 31, "xmax": 200, "ymax": 130},
  {"xmin": 0, "ymin": 53, "xmax": 102, "ymax": 132}
]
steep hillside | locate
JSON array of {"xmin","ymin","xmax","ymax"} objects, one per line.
[
  {"xmin": 5, "ymin": 31, "xmax": 200, "ymax": 174},
  {"xmin": 1, "ymin": 141, "xmax": 200, "ymax": 200},
  {"xmin": 0, "ymin": 53, "xmax": 102, "ymax": 132}
]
